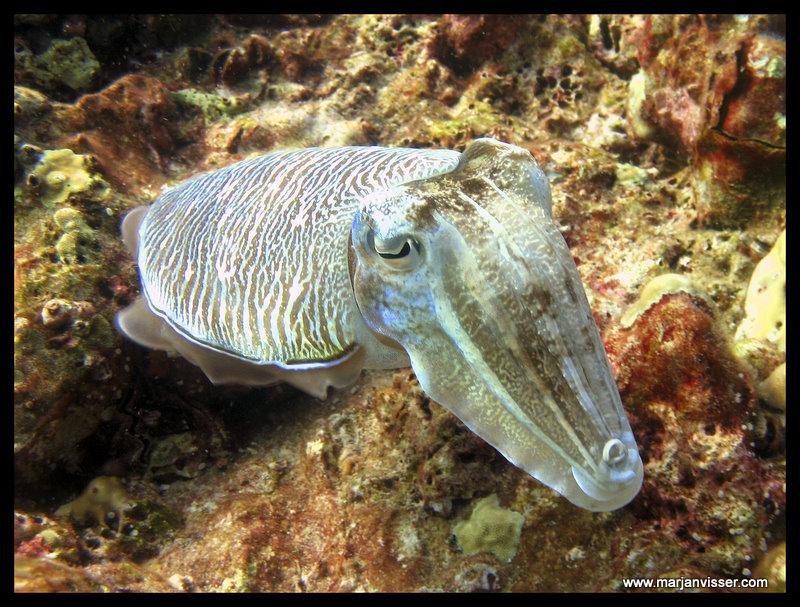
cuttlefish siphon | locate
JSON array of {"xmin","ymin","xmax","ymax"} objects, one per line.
[{"xmin": 117, "ymin": 138, "xmax": 643, "ymax": 511}]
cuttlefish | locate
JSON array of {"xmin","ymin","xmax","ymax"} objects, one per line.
[{"xmin": 117, "ymin": 138, "xmax": 643, "ymax": 511}]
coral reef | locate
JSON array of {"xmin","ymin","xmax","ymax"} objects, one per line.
[
  {"xmin": 14, "ymin": 13, "xmax": 785, "ymax": 592},
  {"xmin": 13, "ymin": 509, "xmax": 177, "ymax": 592},
  {"xmin": 171, "ymin": 88, "xmax": 246, "ymax": 127},
  {"xmin": 624, "ymin": 15, "xmax": 785, "ymax": 227}
]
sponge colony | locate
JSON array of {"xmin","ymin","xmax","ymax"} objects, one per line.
[{"xmin": 734, "ymin": 230, "xmax": 785, "ymax": 352}]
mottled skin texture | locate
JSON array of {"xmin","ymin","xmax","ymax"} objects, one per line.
[
  {"xmin": 131, "ymin": 147, "xmax": 459, "ymax": 365},
  {"xmin": 351, "ymin": 139, "xmax": 642, "ymax": 510},
  {"xmin": 119, "ymin": 138, "xmax": 642, "ymax": 511}
]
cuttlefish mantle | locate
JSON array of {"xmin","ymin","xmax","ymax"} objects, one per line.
[{"xmin": 117, "ymin": 138, "xmax": 643, "ymax": 512}]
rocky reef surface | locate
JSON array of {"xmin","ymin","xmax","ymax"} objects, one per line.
[{"xmin": 14, "ymin": 14, "xmax": 785, "ymax": 592}]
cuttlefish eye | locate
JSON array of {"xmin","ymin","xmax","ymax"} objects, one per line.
[
  {"xmin": 350, "ymin": 140, "xmax": 644, "ymax": 511},
  {"xmin": 368, "ymin": 230, "xmax": 423, "ymax": 269}
]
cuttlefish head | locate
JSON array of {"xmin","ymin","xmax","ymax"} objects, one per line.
[{"xmin": 350, "ymin": 138, "xmax": 642, "ymax": 511}]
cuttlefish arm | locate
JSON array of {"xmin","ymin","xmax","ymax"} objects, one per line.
[{"xmin": 350, "ymin": 139, "xmax": 643, "ymax": 511}]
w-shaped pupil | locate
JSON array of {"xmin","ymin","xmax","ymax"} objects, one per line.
[{"xmin": 378, "ymin": 241, "xmax": 411, "ymax": 259}]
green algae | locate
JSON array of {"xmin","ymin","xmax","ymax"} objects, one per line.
[
  {"xmin": 615, "ymin": 162, "xmax": 652, "ymax": 189},
  {"xmin": 147, "ymin": 433, "xmax": 202, "ymax": 480},
  {"xmin": 17, "ymin": 259, "xmax": 104, "ymax": 307},
  {"xmin": 52, "ymin": 207, "xmax": 96, "ymax": 264},
  {"xmin": 453, "ymin": 494, "xmax": 524, "ymax": 562},
  {"xmin": 423, "ymin": 99, "xmax": 506, "ymax": 146},
  {"xmin": 172, "ymin": 88, "xmax": 246, "ymax": 126},
  {"xmin": 18, "ymin": 37, "xmax": 100, "ymax": 94},
  {"xmin": 116, "ymin": 501, "xmax": 183, "ymax": 561},
  {"xmin": 79, "ymin": 314, "xmax": 116, "ymax": 352}
]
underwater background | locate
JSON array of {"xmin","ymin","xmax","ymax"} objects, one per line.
[{"xmin": 14, "ymin": 14, "xmax": 784, "ymax": 592}]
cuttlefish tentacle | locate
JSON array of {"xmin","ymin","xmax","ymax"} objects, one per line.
[{"xmin": 117, "ymin": 138, "xmax": 642, "ymax": 511}]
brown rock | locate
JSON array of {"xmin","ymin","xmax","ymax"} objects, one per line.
[
  {"xmin": 56, "ymin": 74, "xmax": 198, "ymax": 196},
  {"xmin": 606, "ymin": 292, "xmax": 756, "ymax": 429},
  {"xmin": 431, "ymin": 15, "xmax": 522, "ymax": 72}
]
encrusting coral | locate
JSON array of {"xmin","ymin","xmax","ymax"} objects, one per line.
[
  {"xmin": 26, "ymin": 148, "xmax": 109, "ymax": 208},
  {"xmin": 56, "ymin": 476, "xmax": 133, "ymax": 527}
]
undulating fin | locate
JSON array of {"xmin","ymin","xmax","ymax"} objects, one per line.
[{"xmin": 116, "ymin": 295, "xmax": 371, "ymax": 398}]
